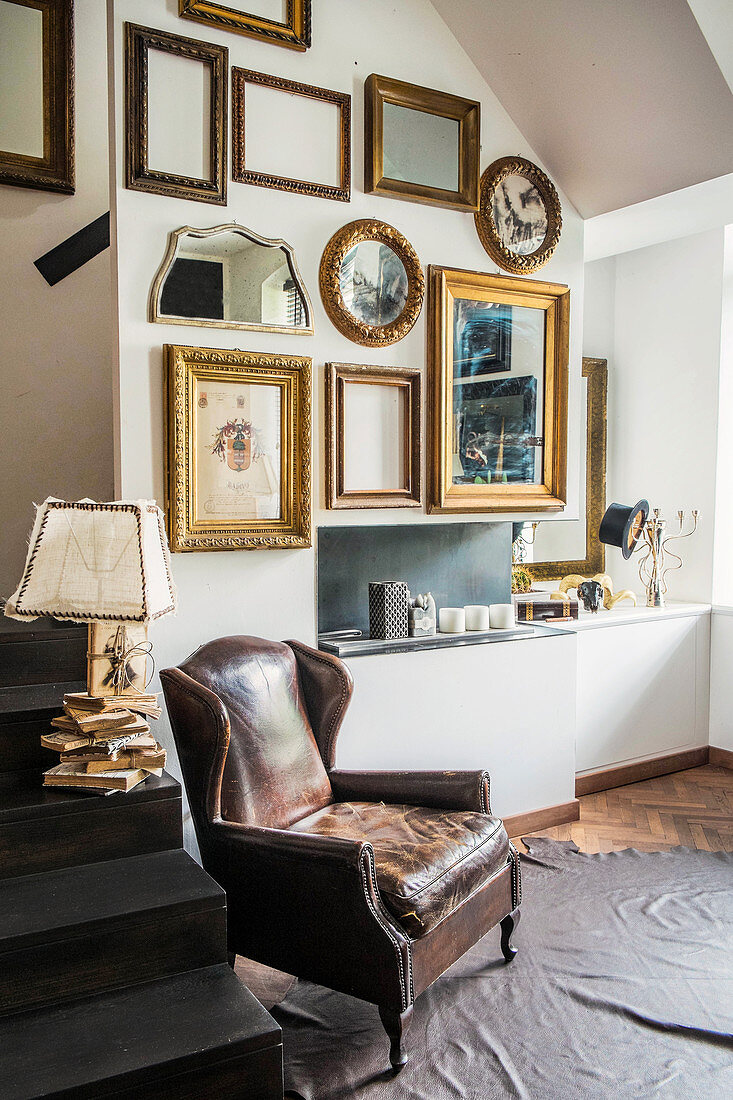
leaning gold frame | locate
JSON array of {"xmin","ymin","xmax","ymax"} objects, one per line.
[
  {"xmin": 149, "ymin": 223, "xmax": 314, "ymax": 335},
  {"xmin": 325, "ymin": 362, "xmax": 422, "ymax": 510},
  {"xmin": 0, "ymin": 0, "xmax": 74, "ymax": 194},
  {"xmin": 475, "ymin": 156, "xmax": 562, "ymax": 275},
  {"xmin": 319, "ymin": 219, "xmax": 424, "ymax": 347},
  {"xmin": 527, "ymin": 357, "xmax": 608, "ymax": 580},
  {"xmin": 427, "ymin": 266, "xmax": 569, "ymax": 514},
  {"xmin": 125, "ymin": 23, "xmax": 227, "ymax": 205},
  {"xmin": 232, "ymin": 68, "xmax": 351, "ymax": 202},
  {"xmin": 165, "ymin": 344, "xmax": 311, "ymax": 551},
  {"xmin": 364, "ymin": 74, "xmax": 480, "ymax": 211},
  {"xmin": 179, "ymin": 0, "xmax": 311, "ymax": 51}
]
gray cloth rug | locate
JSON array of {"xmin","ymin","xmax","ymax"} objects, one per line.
[{"xmin": 271, "ymin": 837, "xmax": 733, "ymax": 1099}]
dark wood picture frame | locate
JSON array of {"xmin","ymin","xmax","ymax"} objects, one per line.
[
  {"xmin": 0, "ymin": 0, "xmax": 74, "ymax": 194},
  {"xmin": 232, "ymin": 68, "xmax": 350, "ymax": 202},
  {"xmin": 179, "ymin": 0, "xmax": 311, "ymax": 52},
  {"xmin": 364, "ymin": 74, "xmax": 480, "ymax": 211},
  {"xmin": 326, "ymin": 362, "xmax": 422, "ymax": 510},
  {"xmin": 125, "ymin": 23, "xmax": 227, "ymax": 205}
]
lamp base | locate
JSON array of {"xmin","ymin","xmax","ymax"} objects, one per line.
[{"xmin": 86, "ymin": 622, "xmax": 150, "ymax": 697}]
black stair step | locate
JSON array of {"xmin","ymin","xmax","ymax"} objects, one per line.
[
  {"xmin": 0, "ymin": 619, "xmax": 87, "ymax": 690},
  {"xmin": 0, "ymin": 771, "xmax": 182, "ymax": 879},
  {"xmin": 0, "ymin": 963, "xmax": 283, "ymax": 1099},
  {"xmin": 0, "ymin": 850, "xmax": 226, "ymax": 1014}
]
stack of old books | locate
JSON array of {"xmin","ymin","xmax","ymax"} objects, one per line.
[{"xmin": 41, "ymin": 692, "xmax": 166, "ymax": 795}]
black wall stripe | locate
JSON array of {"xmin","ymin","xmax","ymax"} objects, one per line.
[{"xmin": 34, "ymin": 212, "xmax": 110, "ymax": 286}]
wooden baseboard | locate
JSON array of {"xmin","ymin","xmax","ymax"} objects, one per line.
[
  {"xmin": 505, "ymin": 799, "xmax": 579, "ymax": 839},
  {"xmin": 575, "ymin": 746, "xmax": 709, "ymax": 796},
  {"xmin": 709, "ymin": 745, "xmax": 733, "ymax": 770}
]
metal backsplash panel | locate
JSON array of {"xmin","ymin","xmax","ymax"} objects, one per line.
[{"xmin": 317, "ymin": 522, "xmax": 512, "ymax": 636}]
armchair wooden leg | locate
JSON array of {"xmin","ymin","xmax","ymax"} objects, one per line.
[
  {"xmin": 378, "ymin": 1005, "xmax": 413, "ymax": 1071},
  {"xmin": 500, "ymin": 907, "xmax": 521, "ymax": 962}
]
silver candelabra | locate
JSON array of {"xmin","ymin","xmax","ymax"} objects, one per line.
[{"xmin": 636, "ymin": 509, "xmax": 699, "ymax": 608}]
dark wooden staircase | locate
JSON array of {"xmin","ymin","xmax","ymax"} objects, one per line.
[{"xmin": 0, "ymin": 619, "xmax": 283, "ymax": 1099}]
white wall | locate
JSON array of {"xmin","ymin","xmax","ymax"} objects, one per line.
[
  {"xmin": 0, "ymin": 0, "xmax": 114, "ymax": 600},
  {"xmin": 109, "ymin": 0, "xmax": 587, "ymax": 833},
  {"xmin": 583, "ymin": 229, "xmax": 725, "ymax": 603}
]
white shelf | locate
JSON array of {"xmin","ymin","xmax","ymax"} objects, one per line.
[{"xmin": 540, "ymin": 600, "xmax": 711, "ymax": 632}]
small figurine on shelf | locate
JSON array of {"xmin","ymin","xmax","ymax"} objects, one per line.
[{"xmin": 408, "ymin": 593, "xmax": 437, "ymax": 637}]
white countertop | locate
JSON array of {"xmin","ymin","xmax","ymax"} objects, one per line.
[{"xmin": 539, "ymin": 600, "xmax": 711, "ymax": 632}]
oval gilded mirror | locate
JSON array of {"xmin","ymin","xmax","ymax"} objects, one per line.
[
  {"xmin": 475, "ymin": 156, "xmax": 562, "ymax": 275},
  {"xmin": 319, "ymin": 219, "xmax": 423, "ymax": 346},
  {"xmin": 150, "ymin": 224, "xmax": 313, "ymax": 335}
]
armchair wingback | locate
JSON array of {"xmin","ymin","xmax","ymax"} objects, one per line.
[{"xmin": 161, "ymin": 636, "xmax": 521, "ymax": 1071}]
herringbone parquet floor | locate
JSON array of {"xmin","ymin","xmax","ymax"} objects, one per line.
[{"xmin": 513, "ymin": 764, "xmax": 733, "ymax": 854}]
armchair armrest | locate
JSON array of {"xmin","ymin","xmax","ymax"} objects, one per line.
[
  {"xmin": 211, "ymin": 820, "xmax": 411, "ymax": 1011},
  {"xmin": 329, "ymin": 769, "xmax": 492, "ymax": 815}
]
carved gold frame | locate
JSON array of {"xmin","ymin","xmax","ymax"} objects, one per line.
[
  {"xmin": 165, "ymin": 344, "xmax": 311, "ymax": 551},
  {"xmin": 0, "ymin": 0, "xmax": 74, "ymax": 194},
  {"xmin": 319, "ymin": 219, "xmax": 424, "ymax": 347},
  {"xmin": 475, "ymin": 156, "xmax": 562, "ymax": 275},
  {"xmin": 149, "ymin": 223, "xmax": 314, "ymax": 335},
  {"xmin": 325, "ymin": 362, "xmax": 422, "ymax": 510},
  {"xmin": 125, "ymin": 23, "xmax": 227, "ymax": 205},
  {"xmin": 179, "ymin": 0, "xmax": 311, "ymax": 51},
  {"xmin": 527, "ymin": 357, "xmax": 608, "ymax": 580},
  {"xmin": 427, "ymin": 266, "xmax": 570, "ymax": 514},
  {"xmin": 364, "ymin": 73, "xmax": 480, "ymax": 211},
  {"xmin": 232, "ymin": 68, "xmax": 351, "ymax": 202}
]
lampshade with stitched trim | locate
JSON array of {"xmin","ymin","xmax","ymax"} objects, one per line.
[{"xmin": 4, "ymin": 498, "xmax": 177, "ymax": 624}]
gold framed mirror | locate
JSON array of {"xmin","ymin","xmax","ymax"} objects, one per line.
[
  {"xmin": 0, "ymin": 0, "xmax": 74, "ymax": 194},
  {"xmin": 520, "ymin": 357, "xmax": 608, "ymax": 579},
  {"xmin": 150, "ymin": 223, "xmax": 313, "ymax": 335},
  {"xmin": 427, "ymin": 266, "xmax": 569, "ymax": 514},
  {"xmin": 319, "ymin": 219, "xmax": 424, "ymax": 347},
  {"xmin": 475, "ymin": 156, "xmax": 562, "ymax": 275}
]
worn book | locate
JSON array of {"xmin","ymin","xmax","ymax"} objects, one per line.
[
  {"xmin": 63, "ymin": 706, "xmax": 138, "ymax": 734},
  {"xmin": 63, "ymin": 692, "xmax": 162, "ymax": 720},
  {"xmin": 42, "ymin": 731, "xmax": 93, "ymax": 753},
  {"xmin": 513, "ymin": 592, "xmax": 579, "ymax": 622},
  {"xmin": 43, "ymin": 764, "xmax": 149, "ymax": 792},
  {"xmin": 60, "ymin": 733, "xmax": 157, "ymax": 759},
  {"xmin": 76, "ymin": 745, "xmax": 166, "ymax": 773}
]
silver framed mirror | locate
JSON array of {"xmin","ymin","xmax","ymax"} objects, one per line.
[{"xmin": 149, "ymin": 223, "xmax": 314, "ymax": 335}]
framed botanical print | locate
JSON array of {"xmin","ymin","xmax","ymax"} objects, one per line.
[
  {"xmin": 165, "ymin": 344, "xmax": 311, "ymax": 550},
  {"xmin": 427, "ymin": 267, "xmax": 569, "ymax": 514}
]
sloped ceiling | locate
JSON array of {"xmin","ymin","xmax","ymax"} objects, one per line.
[{"xmin": 431, "ymin": 0, "xmax": 733, "ymax": 217}]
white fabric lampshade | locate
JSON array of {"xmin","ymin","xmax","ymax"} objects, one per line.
[{"xmin": 4, "ymin": 498, "xmax": 177, "ymax": 624}]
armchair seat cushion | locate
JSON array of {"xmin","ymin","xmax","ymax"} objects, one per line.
[{"xmin": 289, "ymin": 801, "xmax": 509, "ymax": 938}]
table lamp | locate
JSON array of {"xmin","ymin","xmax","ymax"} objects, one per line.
[{"xmin": 4, "ymin": 498, "xmax": 176, "ymax": 698}]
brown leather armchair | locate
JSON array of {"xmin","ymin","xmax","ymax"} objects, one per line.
[{"xmin": 161, "ymin": 636, "xmax": 521, "ymax": 1070}]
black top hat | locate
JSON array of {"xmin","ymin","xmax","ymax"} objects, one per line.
[{"xmin": 599, "ymin": 500, "xmax": 649, "ymax": 559}]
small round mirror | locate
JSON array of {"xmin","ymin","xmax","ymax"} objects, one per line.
[
  {"xmin": 492, "ymin": 173, "xmax": 548, "ymax": 256},
  {"xmin": 475, "ymin": 157, "xmax": 562, "ymax": 274},
  {"xmin": 320, "ymin": 219, "xmax": 423, "ymax": 346}
]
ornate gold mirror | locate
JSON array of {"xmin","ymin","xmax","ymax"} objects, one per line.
[
  {"xmin": 475, "ymin": 156, "xmax": 562, "ymax": 275},
  {"xmin": 150, "ymin": 224, "xmax": 313, "ymax": 335},
  {"xmin": 319, "ymin": 219, "xmax": 424, "ymax": 347},
  {"xmin": 517, "ymin": 357, "xmax": 608, "ymax": 579}
]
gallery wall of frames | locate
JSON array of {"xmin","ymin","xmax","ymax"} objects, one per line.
[{"xmin": 107, "ymin": 0, "xmax": 586, "ymax": 656}]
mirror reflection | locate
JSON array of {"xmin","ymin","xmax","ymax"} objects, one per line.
[
  {"xmin": 151, "ymin": 224, "xmax": 313, "ymax": 335},
  {"xmin": 492, "ymin": 173, "xmax": 548, "ymax": 256},
  {"xmin": 382, "ymin": 103, "xmax": 460, "ymax": 192},
  {"xmin": 340, "ymin": 240, "xmax": 407, "ymax": 327},
  {"xmin": 451, "ymin": 301, "xmax": 545, "ymax": 486},
  {"xmin": 0, "ymin": 0, "xmax": 44, "ymax": 159}
]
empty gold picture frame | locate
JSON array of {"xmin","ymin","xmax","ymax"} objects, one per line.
[
  {"xmin": 326, "ymin": 362, "xmax": 422, "ymax": 510},
  {"xmin": 364, "ymin": 74, "xmax": 480, "ymax": 211},
  {"xmin": 179, "ymin": 0, "xmax": 311, "ymax": 52},
  {"xmin": 0, "ymin": 0, "xmax": 74, "ymax": 193},
  {"xmin": 125, "ymin": 23, "xmax": 228, "ymax": 205},
  {"xmin": 232, "ymin": 68, "xmax": 351, "ymax": 202},
  {"xmin": 427, "ymin": 266, "xmax": 570, "ymax": 515},
  {"xmin": 165, "ymin": 344, "xmax": 312, "ymax": 551}
]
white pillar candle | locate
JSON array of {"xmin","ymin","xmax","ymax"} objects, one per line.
[
  {"xmin": 438, "ymin": 607, "xmax": 466, "ymax": 633},
  {"xmin": 489, "ymin": 603, "xmax": 515, "ymax": 629},
  {"xmin": 464, "ymin": 604, "xmax": 490, "ymax": 631}
]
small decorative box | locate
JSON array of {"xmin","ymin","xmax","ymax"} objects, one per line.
[
  {"xmin": 369, "ymin": 581, "xmax": 409, "ymax": 640},
  {"xmin": 513, "ymin": 591, "xmax": 579, "ymax": 622}
]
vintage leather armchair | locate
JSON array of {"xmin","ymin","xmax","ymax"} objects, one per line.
[{"xmin": 161, "ymin": 636, "xmax": 521, "ymax": 1070}]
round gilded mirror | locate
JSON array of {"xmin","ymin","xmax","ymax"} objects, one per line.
[
  {"xmin": 475, "ymin": 156, "xmax": 561, "ymax": 274},
  {"xmin": 320, "ymin": 219, "xmax": 423, "ymax": 346}
]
